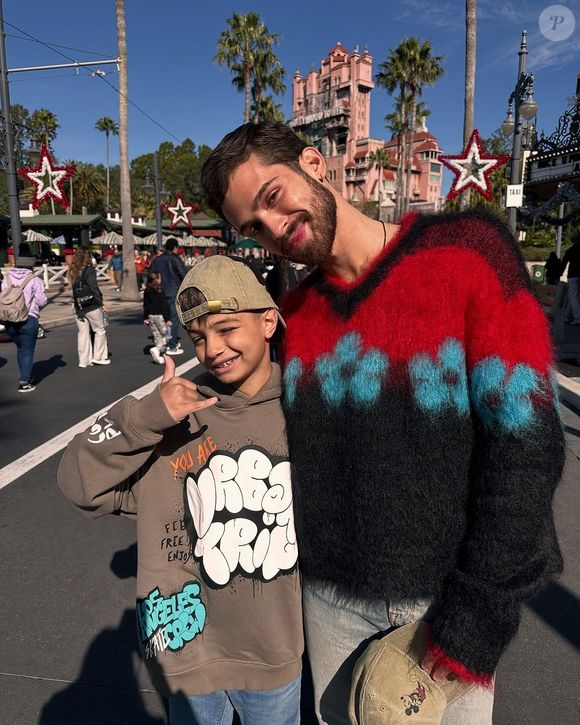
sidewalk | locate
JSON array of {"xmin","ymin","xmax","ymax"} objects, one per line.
[{"xmin": 40, "ymin": 282, "xmax": 142, "ymax": 330}]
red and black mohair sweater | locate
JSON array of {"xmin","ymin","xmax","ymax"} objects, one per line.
[{"xmin": 281, "ymin": 209, "xmax": 564, "ymax": 682}]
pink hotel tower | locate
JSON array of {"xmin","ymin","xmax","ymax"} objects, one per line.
[{"xmin": 290, "ymin": 43, "xmax": 443, "ymax": 219}]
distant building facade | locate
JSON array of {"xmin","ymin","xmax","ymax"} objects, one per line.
[{"xmin": 289, "ymin": 43, "xmax": 443, "ymax": 218}]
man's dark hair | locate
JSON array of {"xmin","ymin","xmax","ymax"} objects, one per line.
[
  {"xmin": 165, "ymin": 237, "xmax": 179, "ymax": 252},
  {"xmin": 201, "ymin": 122, "xmax": 307, "ymax": 220}
]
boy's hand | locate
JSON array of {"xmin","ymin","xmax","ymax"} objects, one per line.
[
  {"xmin": 159, "ymin": 355, "xmax": 217, "ymax": 422},
  {"xmin": 144, "ymin": 319, "xmax": 150, "ymax": 326}
]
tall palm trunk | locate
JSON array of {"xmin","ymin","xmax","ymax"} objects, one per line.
[
  {"xmin": 459, "ymin": 0, "xmax": 477, "ymax": 211},
  {"xmin": 116, "ymin": 0, "xmax": 139, "ymax": 301},
  {"xmin": 404, "ymin": 91, "xmax": 417, "ymax": 216},
  {"xmin": 396, "ymin": 96, "xmax": 406, "ymax": 220}
]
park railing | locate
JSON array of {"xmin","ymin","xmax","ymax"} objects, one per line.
[{"xmin": 0, "ymin": 263, "xmax": 112, "ymax": 288}]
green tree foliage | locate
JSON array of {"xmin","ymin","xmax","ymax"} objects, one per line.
[
  {"xmin": 30, "ymin": 108, "xmax": 59, "ymax": 150},
  {"xmin": 215, "ymin": 12, "xmax": 284, "ymax": 123},
  {"xmin": 251, "ymin": 94, "xmax": 285, "ymax": 123},
  {"xmin": 131, "ymin": 139, "xmax": 215, "ymax": 217}
]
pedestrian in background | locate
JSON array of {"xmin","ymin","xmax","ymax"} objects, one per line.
[
  {"xmin": 134, "ymin": 250, "xmax": 147, "ymax": 291},
  {"xmin": 544, "ymin": 251, "xmax": 561, "ymax": 286},
  {"xmin": 68, "ymin": 248, "xmax": 110, "ymax": 367},
  {"xmin": 560, "ymin": 234, "xmax": 580, "ymax": 324},
  {"xmin": 107, "ymin": 246, "xmax": 123, "ymax": 292},
  {"xmin": 0, "ymin": 250, "xmax": 47, "ymax": 392},
  {"xmin": 150, "ymin": 237, "xmax": 186, "ymax": 355},
  {"xmin": 143, "ymin": 271, "xmax": 171, "ymax": 364}
]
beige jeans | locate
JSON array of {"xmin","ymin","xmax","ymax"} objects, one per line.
[{"xmin": 76, "ymin": 308, "xmax": 108, "ymax": 366}]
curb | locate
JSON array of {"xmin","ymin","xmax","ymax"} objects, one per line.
[
  {"xmin": 556, "ymin": 372, "xmax": 580, "ymax": 414},
  {"xmin": 42, "ymin": 304, "xmax": 141, "ymax": 330}
]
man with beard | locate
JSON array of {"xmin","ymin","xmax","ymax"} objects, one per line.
[{"xmin": 200, "ymin": 122, "xmax": 564, "ymax": 724}]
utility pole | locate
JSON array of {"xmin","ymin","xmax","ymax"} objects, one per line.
[
  {"xmin": 0, "ymin": 0, "xmax": 22, "ymax": 259},
  {"xmin": 153, "ymin": 151, "xmax": 163, "ymax": 249}
]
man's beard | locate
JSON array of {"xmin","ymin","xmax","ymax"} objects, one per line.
[{"xmin": 277, "ymin": 172, "xmax": 337, "ymax": 267}]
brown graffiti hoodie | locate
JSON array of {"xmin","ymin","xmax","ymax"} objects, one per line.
[{"xmin": 57, "ymin": 363, "xmax": 303, "ymax": 697}]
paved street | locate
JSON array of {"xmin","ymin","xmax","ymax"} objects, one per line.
[{"xmin": 1, "ymin": 310, "xmax": 579, "ymax": 724}]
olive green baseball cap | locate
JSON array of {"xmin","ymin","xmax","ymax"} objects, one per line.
[{"xmin": 176, "ymin": 256, "xmax": 285, "ymax": 336}]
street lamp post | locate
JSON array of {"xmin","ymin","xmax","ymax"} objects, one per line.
[
  {"xmin": 501, "ymin": 30, "xmax": 539, "ymax": 238},
  {"xmin": 144, "ymin": 151, "xmax": 166, "ymax": 250}
]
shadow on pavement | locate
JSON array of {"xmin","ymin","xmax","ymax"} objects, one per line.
[
  {"xmin": 39, "ymin": 543, "xmax": 168, "ymax": 725},
  {"xmin": 528, "ymin": 582, "xmax": 580, "ymax": 650},
  {"xmin": 32, "ymin": 354, "xmax": 67, "ymax": 384},
  {"xmin": 0, "ymin": 355, "xmax": 7, "ymax": 369}
]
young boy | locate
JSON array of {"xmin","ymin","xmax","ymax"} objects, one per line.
[
  {"xmin": 143, "ymin": 270, "xmax": 172, "ymax": 364},
  {"xmin": 57, "ymin": 256, "xmax": 303, "ymax": 725}
]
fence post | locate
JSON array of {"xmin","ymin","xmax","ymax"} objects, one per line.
[{"xmin": 42, "ymin": 263, "xmax": 49, "ymax": 288}]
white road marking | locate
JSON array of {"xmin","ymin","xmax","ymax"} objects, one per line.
[{"xmin": 0, "ymin": 357, "xmax": 200, "ymax": 491}]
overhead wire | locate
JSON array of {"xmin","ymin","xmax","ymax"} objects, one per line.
[
  {"xmin": 5, "ymin": 33, "xmax": 113, "ymax": 58},
  {"xmin": 3, "ymin": 19, "xmax": 183, "ymax": 144}
]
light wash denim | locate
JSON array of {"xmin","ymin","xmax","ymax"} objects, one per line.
[
  {"xmin": 303, "ymin": 579, "xmax": 494, "ymax": 725},
  {"xmin": 168, "ymin": 674, "xmax": 301, "ymax": 725}
]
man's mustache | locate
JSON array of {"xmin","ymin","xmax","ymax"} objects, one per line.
[{"xmin": 277, "ymin": 213, "xmax": 311, "ymax": 256}]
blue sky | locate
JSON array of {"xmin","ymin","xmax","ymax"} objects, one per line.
[{"xmin": 4, "ymin": 0, "xmax": 580, "ymax": 194}]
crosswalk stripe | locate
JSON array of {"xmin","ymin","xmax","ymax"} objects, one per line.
[{"xmin": 0, "ymin": 357, "xmax": 199, "ymax": 491}]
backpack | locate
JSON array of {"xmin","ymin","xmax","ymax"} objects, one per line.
[
  {"xmin": 0, "ymin": 273, "xmax": 36, "ymax": 323},
  {"xmin": 72, "ymin": 269, "xmax": 96, "ymax": 311}
]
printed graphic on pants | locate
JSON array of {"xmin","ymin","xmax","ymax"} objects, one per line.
[
  {"xmin": 137, "ymin": 580, "xmax": 206, "ymax": 660},
  {"xmin": 185, "ymin": 447, "xmax": 298, "ymax": 587}
]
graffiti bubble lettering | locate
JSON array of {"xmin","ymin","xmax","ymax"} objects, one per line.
[
  {"xmin": 87, "ymin": 413, "xmax": 122, "ymax": 445},
  {"xmin": 186, "ymin": 448, "xmax": 298, "ymax": 587},
  {"xmin": 137, "ymin": 581, "xmax": 206, "ymax": 658}
]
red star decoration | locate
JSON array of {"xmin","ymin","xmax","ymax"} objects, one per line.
[
  {"xmin": 439, "ymin": 129, "xmax": 509, "ymax": 201},
  {"xmin": 18, "ymin": 144, "xmax": 76, "ymax": 210},
  {"xmin": 163, "ymin": 192, "xmax": 199, "ymax": 230}
]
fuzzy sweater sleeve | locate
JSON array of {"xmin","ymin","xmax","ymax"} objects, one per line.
[{"xmin": 429, "ymin": 217, "xmax": 565, "ymax": 682}]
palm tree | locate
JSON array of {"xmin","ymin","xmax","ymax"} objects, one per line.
[
  {"xmin": 115, "ymin": 0, "xmax": 139, "ymax": 301},
  {"xmin": 460, "ymin": 0, "xmax": 477, "ymax": 211},
  {"xmin": 250, "ymin": 94, "xmax": 285, "ymax": 123},
  {"xmin": 75, "ymin": 164, "xmax": 106, "ymax": 212},
  {"xmin": 385, "ymin": 96, "xmax": 431, "ymax": 219},
  {"xmin": 376, "ymin": 51, "xmax": 410, "ymax": 221},
  {"xmin": 368, "ymin": 148, "xmax": 394, "ymax": 219},
  {"xmin": 30, "ymin": 108, "xmax": 59, "ymax": 214},
  {"xmin": 400, "ymin": 39, "xmax": 444, "ymax": 215},
  {"xmin": 215, "ymin": 12, "xmax": 282, "ymax": 123},
  {"xmin": 95, "ymin": 116, "xmax": 119, "ymax": 211},
  {"xmin": 376, "ymin": 39, "xmax": 443, "ymax": 217}
]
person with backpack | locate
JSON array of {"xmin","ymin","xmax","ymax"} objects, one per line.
[
  {"xmin": 68, "ymin": 248, "xmax": 110, "ymax": 367},
  {"xmin": 0, "ymin": 251, "xmax": 47, "ymax": 392},
  {"xmin": 150, "ymin": 237, "xmax": 187, "ymax": 355}
]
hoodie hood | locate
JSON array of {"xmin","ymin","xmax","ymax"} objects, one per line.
[
  {"xmin": 194, "ymin": 363, "xmax": 281, "ymax": 411},
  {"xmin": 9, "ymin": 267, "xmax": 35, "ymax": 280}
]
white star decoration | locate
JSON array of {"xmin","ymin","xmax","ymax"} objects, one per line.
[
  {"xmin": 163, "ymin": 192, "xmax": 197, "ymax": 230},
  {"xmin": 440, "ymin": 130, "xmax": 508, "ymax": 201},
  {"xmin": 18, "ymin": 144, "xmax": 75, "ymax": 210}
]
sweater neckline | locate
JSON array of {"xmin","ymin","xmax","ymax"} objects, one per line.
[{"xmin": 321, "ymin": 212, "xmax": 419, "ymax": 292}]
